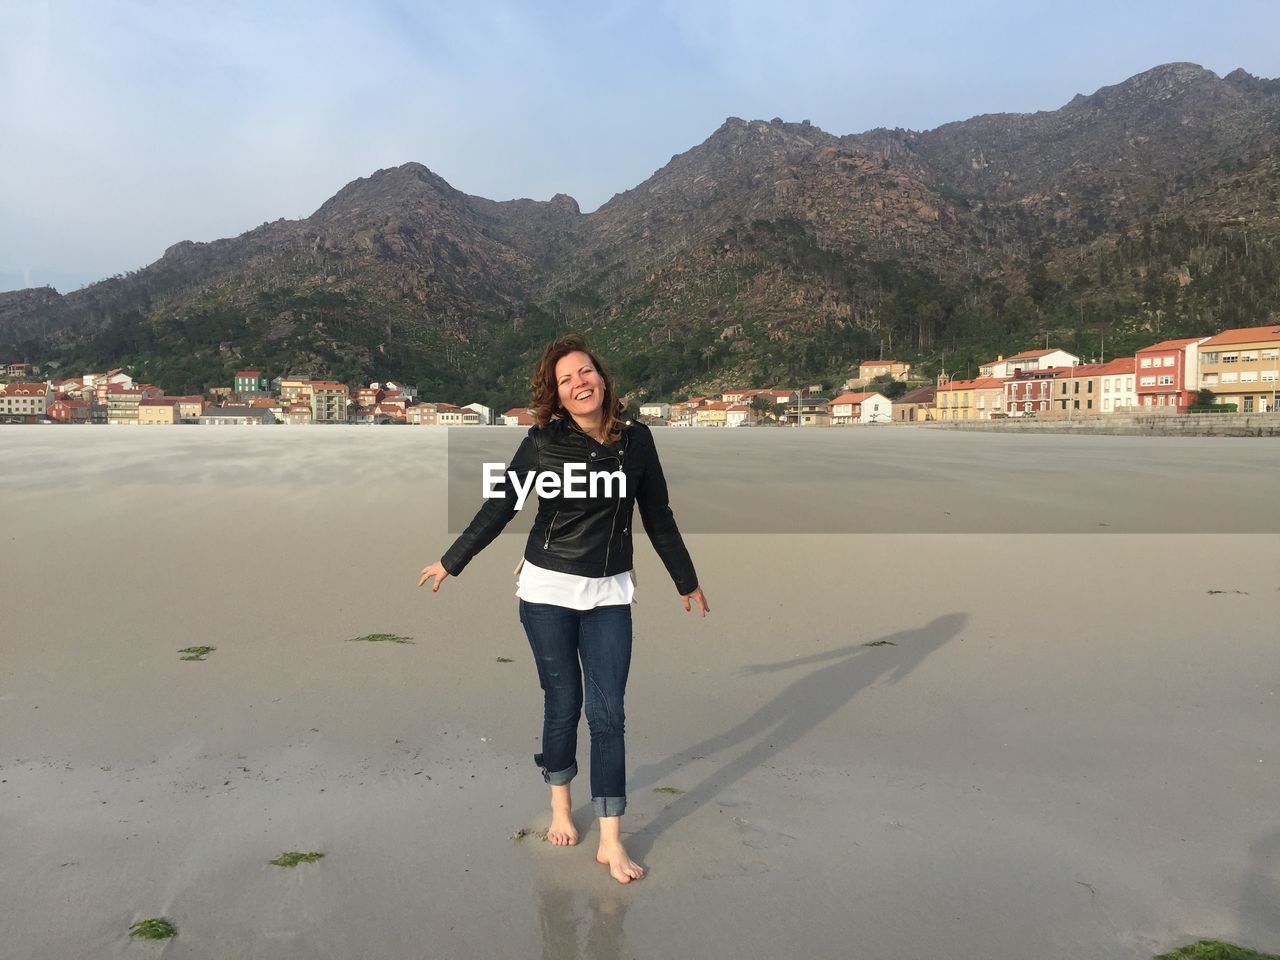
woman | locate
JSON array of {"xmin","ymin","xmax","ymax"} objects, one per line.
[{"xmin": 418, "ymin": 334, "xmax": 710, "ymax": 884}]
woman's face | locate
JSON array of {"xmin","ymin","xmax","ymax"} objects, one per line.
[{"xmin": 555, "ymin": 350, "xmax": 605, "ymax": 420}]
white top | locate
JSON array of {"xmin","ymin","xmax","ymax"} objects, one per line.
[{"xmin": 514, "ymin": 557, "xmax": 636, "ymax": 610}]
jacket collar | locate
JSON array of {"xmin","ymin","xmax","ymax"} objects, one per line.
[{"xmin": 549, "ymin": 415, "xmax": 632, "ymax": 455}]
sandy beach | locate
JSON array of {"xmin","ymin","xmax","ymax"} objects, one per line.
[{"xmin": 3, "ymin": 425, "xmax": 1278, "ymax": 959}]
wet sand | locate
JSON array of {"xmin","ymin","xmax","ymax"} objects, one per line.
[{"xmin": 2, "ymin": 426, "xmax": 1278, "ymax": 959}]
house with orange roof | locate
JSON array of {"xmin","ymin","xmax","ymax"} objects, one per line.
[
  {"xmin": 844, "ymin": 360, "xmax": 912, "ymax": 388},
  {"xmin": 829, "ymin": 391, "xmax": 892, "ymax": 425},
  {"xmin": 406, "ymin": 402, "xmax": 438, "ymax": 425},
  {"xmin": 694, "ymin": 400, "xmax": 730, "ymax": 427},
  {"xmin": 724, "ymin": 404, "xmax": 757, "ymax": 427},
  {"xmin": 1135, "ymin": 337, "xmax": 1211, "ymax": 412},
  {"xmin": 935, "ymin": 377, "xmax": 1006, "ymax": 420},
  {"xmin": 47, "ymin": 397, "xmax": 92, "ymax": 423},
  {"xmin": 980, "ymin": 348, "xmax": 1079, "ymax": 379},
  {"xmin": 1, "ymin": 381, "xmax": 53, "ymax": 421},
  {"xmin": 357, "ymin": 386, "xmax": 384, "ymax": 408},
  {"xmin": 1096, "ymin": 358, "xmax": 1138, "ymax": 414},
  {"xmin": 501, "ymin": 406, "xmax": 535, "ymax": 426},
  {"xmin": 1003, "ymin": 368, "xmax": 1060, "ymax": 417},
  {"xmin": 284, "ymin": 402, "xmax": 313, "ymax": 425},
  {"xmin": 1198, "ymin": 324, "xmax": 1280, "ymax": 413},
  {"xmin": 435, "ymin": 402, "xmax": 465, "ymax": 425}
]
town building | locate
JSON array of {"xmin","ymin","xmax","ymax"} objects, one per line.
[
  {"xmin": 844, "ymin": 360, "xmax": 912, "ymax": 388},
  {"xmin": 829, "ymin": 391, "xmax": 892, "ymax": 424},
  {"xmin": 138, "ymin": 399, "xmax": 181, "ymax": 424},
  {"xmin": 1198, "ymin": 325, "xmax": 1280, "ymax": 413},
  {"xmin": 979, "ymin": 349, "xmax": 1079, "ymax": 379},
  {"xmin": 1096, "ymin": 358, "xmax": 1138, "ymax": 414},
  {"xmin": 1135, "ymin": 337, "xmax": 1210, "ymax": 412},
  {"xmin": 1, "ymin": 382, "xmax": 53, "ymax": 421},
  {"xmin": 198, "ymin": 406, "xmax": 278, "ymax": 425},
  {"xmin": 1003, "ymin": 369, "xmax": 1060, "ymax": 416},
  {"xmin": 935, "ymin": 377, "xmax": 1006, "ymax": 420},
  {"xmin": 892, "ymin": 385, "xmax": 937, "ymax": 422},
  {"xmin": 234, "ymin": 369, "xmax": 269, "ymax": 396}
]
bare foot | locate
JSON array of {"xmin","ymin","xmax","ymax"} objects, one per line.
[
  {"xmin": 547, "ymin": 805, "xmax": 579, "ymax": 846},
  {"xmin": 595, "ymin": 840, "xmax": 644, "ymax": 883}
]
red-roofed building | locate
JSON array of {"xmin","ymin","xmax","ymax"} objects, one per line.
[
  {"xmin": 1003, "ymin": 368, "xmax": 1060, "ymax": 416},
  {"xmin": 47, "ymin": 397, "xmax": 92, "ymax": 423},
  {"xmin": 936, "ymin": 377, "xmax": 1007, "ymax": 420},
  {"xmin": 829, "ymin": 391, "xmax": 892, "ymax": 424},
  {"xmin": 502, "ymin": 407, "xmax": 535, "ymax": 426},
  {"xmin": 2, "ymin": 382, "xmax": 52, "ymax": 421},
  {"xmin": 1198, "ymin": 324, "xmax": 1280, "ymax": 413},
  {"xmin": 1135, "ymin": 337, "xmax": 1210, "ymax": 412},
  {"xmin": 980, "ymin": 348, "xmax": 1079, "ymax": 379}
]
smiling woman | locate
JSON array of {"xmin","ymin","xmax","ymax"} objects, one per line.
[{"xmin": 417, "ymin": 332, "xmax": 710, "ymax": 885}]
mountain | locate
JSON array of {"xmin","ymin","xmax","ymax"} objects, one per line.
[{"xmin": 3, "ymin": 61, "xmax": 1278, "ymax": 406}]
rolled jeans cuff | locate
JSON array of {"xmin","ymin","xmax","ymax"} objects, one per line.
[
  {"xmin": 592, "ymin": 796, "xmax": 627, "ymax": 818},
  {"xmin": 535, "ymin": 753, "xmax": 577, "ymax": 786}
]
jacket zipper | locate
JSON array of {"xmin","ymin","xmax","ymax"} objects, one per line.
[
  {"xmin": 543, "ymin": 510, "xmax": 559, "ymax": 550},
  {"xmin": 599, "ymin": 434, "xmax": 628, "ymax": 575}
]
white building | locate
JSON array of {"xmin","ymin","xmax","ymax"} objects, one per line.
[
  {"xmin": 828, "ymin": 391, "xmax": 892, "ymax": 424},
  {"xmin": 463, "ymin": 402, "xmax": 492, "ymax": 425},
  {"xmin": 980, "ymin": 348, "xmax": 1079, "ymax": 379}
]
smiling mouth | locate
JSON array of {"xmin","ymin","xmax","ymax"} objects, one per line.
[{"xmin": 575, "ymin": 390, "xmax": 593, "ymax": 401}]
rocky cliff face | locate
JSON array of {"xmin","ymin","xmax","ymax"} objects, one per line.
[{"xmin": 4, "ymin": 62, "xmax": 1278, "ymax": 403}]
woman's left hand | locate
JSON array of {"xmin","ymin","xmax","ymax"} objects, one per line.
[{"xmin": 681, "ymin": 587, "xmax": 710, "ymax": 618}]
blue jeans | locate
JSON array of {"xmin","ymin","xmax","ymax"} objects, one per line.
[{"xmin": 518, "ymin": 599, "xmax": 632, "ymax": 818}]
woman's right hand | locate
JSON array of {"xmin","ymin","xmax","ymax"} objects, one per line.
[{"xmin": 418, "ymin": 560, "xmax": 450, "ymax": 592}]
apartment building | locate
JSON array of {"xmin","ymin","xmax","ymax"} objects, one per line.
[
  {"xmin": 1198, "ymin": 325, "xmax": 1280, "ymax": 413},
  {"xmin": 935, "ymin": 377, "xmax": 1006, "ymax": 420},
  {"xmin": 1135, "ymin": 337, "xmax": 1210, "ymax": 412}
]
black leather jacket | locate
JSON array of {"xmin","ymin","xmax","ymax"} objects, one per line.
[{"xmin": 441, "ymin": 417, "xmax": 698, "ymax": 595}]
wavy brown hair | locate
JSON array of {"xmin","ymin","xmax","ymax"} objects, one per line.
[{"xmin": 529, "ymin": 333, "xmax": 627, "ymax": 442}]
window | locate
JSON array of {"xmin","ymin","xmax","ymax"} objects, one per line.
[
  {"xmin": 1087, "ymin": 400, "xmax": 1093, "ymax": 409},
  {"xmin": 1158, "ymin": 375, "xmax": 1174, "ymax": 386},
  {"xmin": 1222, "ymin": 353, "xmax": 1239, "ymax": 363},
  {"xmin": 1140, "ymin": 376, "xmax": 1156, "ymax": 387},
  {"xmin": 1262, "ymin": 348, "xmax": 1279, "ymax": 360},
  {"xmin": 1202, "ymin": 352, "xmax": 1219, "ymax": 364},
  {"xmin": 1103, "ymin": 398, "xmax": 1111, "ymax": 411},
  {"xmin": 1127, "ymin": 377, "xmax": 1134, "ymax": 390},
  {"xmin": 1244, "ymin": 397, "xmax": 1255, "ymax": 413},
  {"xmin": 1163, "ymin": 356, "xmax": 1177, "ymax": 367},
  {"xmin": 1203, "ymin": 373, "xmax": 1219, "ymax": 385},
  {"xmin": 1241, "ymin": 372, "xmax": 1258, "ymax": 382},
  {"xmin": 1074, "ymin": 382, "xmax": 1080, "ymax": 394},
  {"xmin": 1140, "ymin": 357, "xmax": 1152, "ymax": 368},
  {"xmin": 1262, "ymin": 371, "xmax": 1279, "ymax": 382},
  {"xmin": 1103, "ymin": 380, "xmax": 1111, "ymax": 393},
  {"xmin": 1073, "ymin": 400, "xmax": 1080, "ymax": 409},
  {"xmin": 1222, "ymin": 372, "xmax": 1239, "ymax": 384},
  {"xmin": 1087, "ymin": 381, "xmax": 1093, "ymax": 393},
  {"xmin": 1240, "ymin": 350, "xmax": 1259, "ymax": 361}
]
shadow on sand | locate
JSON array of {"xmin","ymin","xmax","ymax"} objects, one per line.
[{"xmin": 624, "ymin": 613, "xmax": 965, "ymax": 861}]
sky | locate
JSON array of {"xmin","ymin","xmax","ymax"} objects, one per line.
[{"xmin": 2, "ymin": 0, "xmax": 1277, "ymax": 293}]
